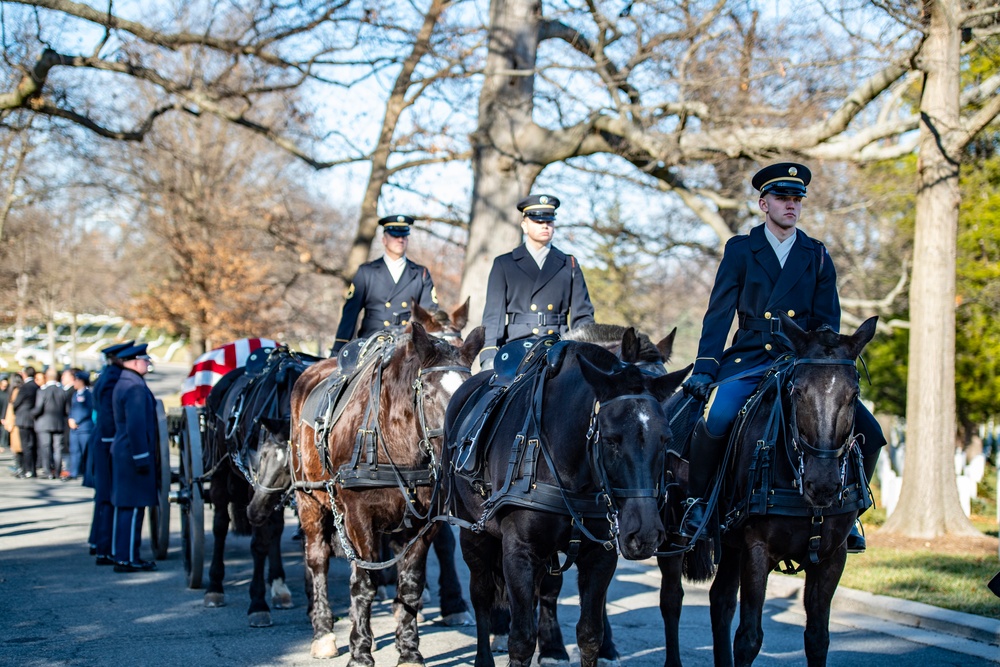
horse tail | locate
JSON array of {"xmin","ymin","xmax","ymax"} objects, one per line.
[{"xmin": 682, "ymin": 537, "xmax": 715, "ymax": 583}]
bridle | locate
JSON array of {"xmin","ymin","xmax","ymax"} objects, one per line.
[{"xmin": 786, "ymin": 357, "xmax": 861, "ymax": 494}]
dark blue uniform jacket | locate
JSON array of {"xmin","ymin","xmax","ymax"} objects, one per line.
[
  {"xmin": 110, "ymin": 369, "xmax": 158, "ymax": 508},
  {"xmin": 480, "ymin": 244, "xmax": 595, "ymax": 363},
  {"xmin": 333, "ymin": 257, "xmax": 436, "ymax": 352},
  {"xmin": 692, "ymin": 225, "xmax": 839, "ymax": 381},
  {"xmin": 83, "ymin": 365, "xmax": 121, "ymax": 489}
]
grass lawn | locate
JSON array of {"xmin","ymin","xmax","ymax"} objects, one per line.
[{"xmin": 834, "ymin": 467, "xmax": 1000, "ymax": 620}]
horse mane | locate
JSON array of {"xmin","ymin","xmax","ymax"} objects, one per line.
[{"xmin": 564, "ymin": 323, "xmax": 664, "ymax": 364}]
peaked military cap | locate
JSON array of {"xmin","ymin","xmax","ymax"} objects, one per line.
[
  {"xmin": 517, "ymin": 194, "xmax": 560, "ymax": 221},
  {"xmin": 752, "ymin": 162, "xmax": 811, "ymax": 197},
  {"xmin": 378, "ymin": 214, "xmax": 413, "ymax": 237},
  {"xmin": 116, "ymin": 343, "xmax": 151, "ymax": 361},
  {"xmin": 101, "ymin": 340, "xmax": 135, "ymax": 357}
]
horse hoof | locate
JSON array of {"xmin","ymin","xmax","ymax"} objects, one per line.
[
  {"xmin": 490, "ymin": 634, "xmax": 508, "ymax": 653},
  {"xmin": 203, "ymin": 592, "xmax": 226, "ymax": 608},
  {"xmin": 375, "ymin": 585, "xmax": 389, "ymax": 601},
  {"xmin": 310, "ymin": 633, "xmax": 339, "ymax": 659},
  {"xmin": 248, "ymin": 611, "xmax": 272, "ymax": 628},
  {"xmin": 271, "ymin": 579, "xmax": 294, "ymax": 609},
  {"xmin": 441, "ymin": 611, "xmax": 473, "ymax": 627}
]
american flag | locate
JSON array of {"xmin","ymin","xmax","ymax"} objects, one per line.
[{"xmin": 180, "ymin": 338, "xmax": 279, "ymax": 406}]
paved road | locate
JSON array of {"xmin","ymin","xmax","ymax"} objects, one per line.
[{"xmin": 1, "ymin": 455, "xmax": 996, "ymax": 667}]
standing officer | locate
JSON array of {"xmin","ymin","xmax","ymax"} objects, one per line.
[
  {"xmin": 680, "ymin": 163, "xmax": 885, "ymax": 551},
  {"xmin": 86, "ymin": 341, "xmax": 133, "ymax": 563},
  {"xmin": 479, "ymin": 194, "xmax": 595, "ymax": 369},
  {"xmin": 32, "ymin": 367, "xmax": 69, "ymax": 478},
  {"xmin": 331, "ymin": 215, "xmax": 437, "ymax": 355},
  {"xmin": 12, "ymin": 366, "xmax": 39, "ymax": 478},
  {"xmin": 110, "ymin": 343, "xmax": 158, "ymax": 572}
]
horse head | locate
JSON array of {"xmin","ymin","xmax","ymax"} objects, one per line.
[
  {"xmin": 411, "ymin": 298, "xmax": 471, "ymax": 345},
  {"xmin": 247, "ymin": 416, "xmax": 294, "ymax": 526},
  {"xmin": 576, "ymin": 343, "xmax": 691, "ymax": 560},
  {"xmin": 780, "ymin": 313, "xmax": 878, "ymax": 508}
]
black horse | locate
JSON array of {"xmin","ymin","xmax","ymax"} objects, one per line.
[
  {"xmin": 446, "ymin": 331, "xmax": 689, "ymax": 667},
  {"xmin": 709, "ymin": 314, "xmax": 877, "ymax": 666},
  {"xmin": 203, "ymin": 345, "xmax": 318, "ymax": 627}
]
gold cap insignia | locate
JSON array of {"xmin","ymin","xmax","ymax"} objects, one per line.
[
  {"xmin": 397, "ymin": 215, "xmax": 405, "ymax": 223},
  {"xmin": 788, "ymin": 167, "xmax": 798, "ymax": 176},
  {"xmin": 539, "ymin": 196, "xmax": 549, "ymax": 204}
]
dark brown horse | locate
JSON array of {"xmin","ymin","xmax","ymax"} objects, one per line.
[
  {"xmin": 709, "ymin": 314, "xmax": 877, "ymax": 666},
  {"xmin": 202, "ymin": 346, "xmax": 318, "ymax": 626},
  {"xmin": 291, "ymin": 312, "xmax": 483, "ymax": 663},
  {"xmin": 445, "ymin": 330, "xmax": 689, "ymax": 667}
]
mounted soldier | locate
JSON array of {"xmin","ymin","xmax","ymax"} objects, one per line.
[
  {"xmin": 331, "ymin": 214, "xmax": 437, "ymax": 355},
  {"xmin": 479, "ymin": 194, "xmax": 596, "ymax": 370},
  {"xmin": 680, "ymin": 162, "xmax": 886, "ymax": 552}
]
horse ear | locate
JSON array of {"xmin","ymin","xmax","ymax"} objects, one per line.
[
  {"xmin": 411, "ymin": 322, "xmax": 437, "ymax": 365},
  {"xmin": 846, "ymin": 316, "xmax": 878, "ymax": 359},
  {"xmin": 412, "ymin": 302, "xmax": 432, "ymax": 327},
  {"xmin": 460, "ymin": 326, "xmax": 485, "ymax": 367},
  {"xmin": 650, "ymin": 364, "xmax": 692, "ymax": 402},
  {"xmin": 620, "ymin": 327, "xmax": 641, "ymax": 364},
  {"xmin": 451, "ymin": 297, "xmax": 471, "ymax": 331},
  {"xmin": 655, "ymin": 327, "xmax": 677, "ymax": 364},
  {"xmin": 576, "ymin": 353, "xmax": 614, "ymax": 402},
  {"xmin": 779, "ymin": 312, "xmax": 809, "ymax": 354}
]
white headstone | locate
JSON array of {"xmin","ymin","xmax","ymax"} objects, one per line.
[
  {"xmin": 955, "ymin": 475, "xmax": 974, "ymax": 518},
  {"xmin": 882, "ymin": 470, "xmax": 901, "ymax": 516},
  {"xmin": 965, "ymin": 454, "xmax": 986, "ymax": 485}
]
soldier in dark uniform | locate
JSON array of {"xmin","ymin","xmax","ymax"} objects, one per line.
[
  {"xmin": 110, "ymin": 343, "xmax": 158, "ymax": 572},
  {"xmin": 331, "ymin": 214, "xmax": 437, "ymax": 355},
  {"xmin": 680, "ymin": 163, "xmax": 885, "ymax": 551},
  {"xmin": 86, "ymin": 341, "xmax": 133, "ymax": 562},
  {"xmin": 479, "ymin": 194, "xmax": 596, "ymax": 369}
]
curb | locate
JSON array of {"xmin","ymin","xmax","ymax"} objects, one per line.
[{"xmin": 764, "ymin": 573, "xmax": 1000, "ymax": 647}]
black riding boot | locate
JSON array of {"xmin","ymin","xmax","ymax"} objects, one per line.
[
  {"xmin": 847, "ymin": 443, "xmax": 881, "ymax": 554},
  {"xmin": 680, "ymin": 419, "xmax": 728, "ymax": 539}
]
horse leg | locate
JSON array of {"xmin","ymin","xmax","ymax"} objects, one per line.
[
  {"xmin": 709, "ymin": 544, "xmax": 742, "ymax": 667},
  {"xmin": 460, "ymin": 529, "xmax": 500, "ymax": 667},
  {"xmin": 248, "ymin": 513, "xmax": 274, "ymax": 628},
  {"xmin": 301, "ymin": 503, "xmax": 338, "ymax": 659},
  {"xmin": 393, "ymin": 530, "xmax": 433, "ymax": 667},
  {"xmin": 433, "ymin": 525, "xmax": 471, "ymax": 625},
  {"xmin": 574, "ymin": 549, "xmax": 618, "ymax": 667},
  {"xmin": 266, "ymin": 509, "xmax": 293, "ymax": 609},
  {"xmin": 657, "ymin": 553, "xmax": 684, "ymax": 667},
  {"xmin": 802, "ymin": 548, "xmax": 847, "ymax": 667},
  {"xmin": 204, "ymin": 483, "xmax": 229, "ymax": 608},
  {"xmin": 537, "ymin": 571, "xmax": 570, "ymax": 664},
  {"xmin": 732, "ymin": 543, "xmax": 771, "ymax": 667},
  {"xmin": 347, "ymin": 562, "xmax": 378, "ymax": 667},
  {"xmin": 503, "ymin": 543, "xmax": 540, "ymax": 667}
]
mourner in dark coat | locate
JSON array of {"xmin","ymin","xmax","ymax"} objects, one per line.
[
  {"xmin": 33, "ymin": 367, "xmax": 70, "ymax": 478},
  {"xmin": 109, "ymin": 343, "xmax": 158, "ymax": 572},
  {"xmin": 86, "ymin": 341, "xmax": 133, "ymax": 562},
  {"xmin": 12, "ymin": 366, "xmax": 39, "ymax": 478},
  {"xmin": 331, "ymin": 215, "xmax": 437, "ymax": 354},
  {"xmin": 680, "ymin": 163, "xmax": 886, "ymax": 550},
  {"xmin": 479, "ymin": 194, "xmax": 595, "ymax": 368}
]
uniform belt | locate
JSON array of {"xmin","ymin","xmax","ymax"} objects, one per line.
[
  {"xmin": 739, "ymin": 314, "xmax": 813, "ymax": 333},
  {"xmin": 367, "ymin": 311, "xmax": 411, "ymax": 326},
  {"xmin": 508, "ymin": 313, "xmax": 568, "ymax": 327}
]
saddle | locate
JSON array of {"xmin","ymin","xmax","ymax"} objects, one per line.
[
  {"xmin": 720, "ymin": 357, "xmax": 872, "ymax": 532},
  {"xmin": 450, "ymin": 336, "xmax": 561, "ymax": 482}
]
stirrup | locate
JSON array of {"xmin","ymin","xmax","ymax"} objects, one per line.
[
  {"xmin": 679, "ymin": 497, "xmax": 707, "ymax": 539},
  {"xmin": 846, "ymin": 519, "xmax": 866, "ymax": 554}
]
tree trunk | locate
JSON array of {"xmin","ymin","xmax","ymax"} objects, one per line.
[
  {"xmin": 881, "ymin": 0, "xmax": 978, "ymax": 538},
  {"xmin": 461, "ymin": 0, "xmax": 545, "ymax": 328},
  {"xmin": 14, "ymin": 273, "xmax": 28, "ymax": 351},
  {"xmin": 46, "ymin": 318, "xmax": 56, "ymax": 369}
]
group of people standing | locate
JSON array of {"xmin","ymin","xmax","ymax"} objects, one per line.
[
  {"xmin": 334, "ymin": 163, "xmax": 886, "ymax": 549},
  {"xmin": 2, "ymin": 365, "xmax": 95, "ymax": 480}
]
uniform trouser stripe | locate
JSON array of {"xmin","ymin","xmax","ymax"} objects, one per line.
[
  {"xmin": 130, "ymin": 509, "xmax": 139, "ymax": 562},
  {"xmin": 111, "ymin": 510, "xmax": 118, "ymax": 557}
]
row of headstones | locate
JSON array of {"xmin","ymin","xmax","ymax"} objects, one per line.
[{"xmin": 877, "ymin": 447, "xmax": 988, "ymax": 518}]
